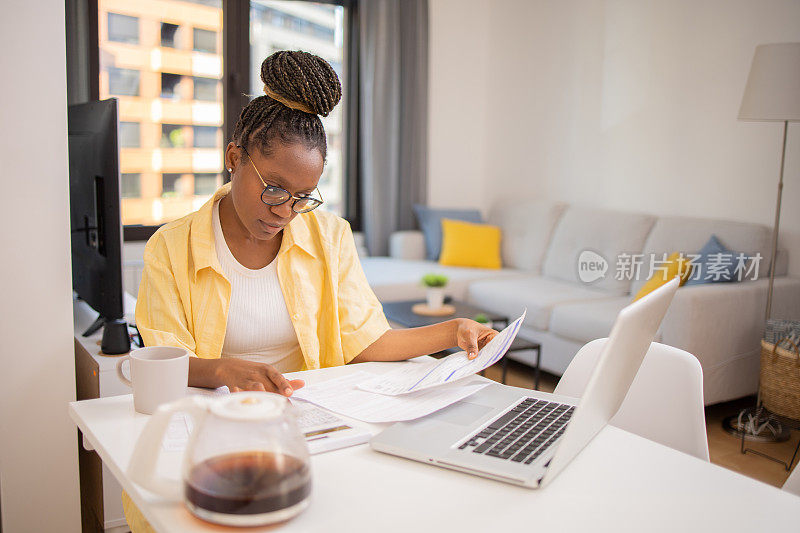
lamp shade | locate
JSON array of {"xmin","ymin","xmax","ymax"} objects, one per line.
[{"xmin": 738, "ymin": 42, "xmax": 800, "ymax": 122}]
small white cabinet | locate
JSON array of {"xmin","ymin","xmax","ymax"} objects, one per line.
[{"xmin": 74, "ymin": 295, "xmax": 136, "ymax": 533}]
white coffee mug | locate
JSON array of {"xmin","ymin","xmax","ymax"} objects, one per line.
[{"xmin": 116, "ymin": 346, "xmax": 190, "ymax": 415}]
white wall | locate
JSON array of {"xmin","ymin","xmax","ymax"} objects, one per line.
[
  {"xmin": 428, "ymin": 0, "xmax": 800, "ymax": 276},
  {"xmin": 0, "ymin": 1, "xmax": 81, "ymax": 531},
  {"xmin": 427, "ymin": 0, "xmax": 493, "ymax": 210}
]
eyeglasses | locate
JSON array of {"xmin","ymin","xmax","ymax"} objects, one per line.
[{"xmin": 239, "ymin": 146, "xmax": 324, "ymax": 214}]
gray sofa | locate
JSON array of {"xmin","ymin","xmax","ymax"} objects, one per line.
[{"xmin": 359, "ymin": 201, "xmax": 800, "ymax": 405}]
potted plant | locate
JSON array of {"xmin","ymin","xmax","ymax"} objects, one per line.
[
  {"xmin": 473, "ymin": 313, "xmax": 489, "ymax": 325},
  {"xmin": 421, "ymin": 273, "xmax": 449, "ymax": 309}
]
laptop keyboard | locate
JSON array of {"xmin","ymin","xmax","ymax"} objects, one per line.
[{"xmin": 458, "ymin": 398, "xmax": 574, "ymax": 464}]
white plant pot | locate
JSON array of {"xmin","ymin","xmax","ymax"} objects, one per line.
[{"xmin": 426, "ymin": 287, "xmax": 445, "ymax": 309}]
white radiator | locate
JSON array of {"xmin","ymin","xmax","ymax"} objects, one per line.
[
  {"xmin": 123, "ymin": 260, "xmax": 144, "ymax": 298},
  {"xmin": 123, "ymin": 242, "xmax": 147, "ymax": 298}
]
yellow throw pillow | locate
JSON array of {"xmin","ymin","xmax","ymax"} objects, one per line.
[
  {"xmin": 633, "ymin": 252, "xmax": 691, "ymax": 301},
  {"xmin": 439, "ymin": 218, "xmax": 502, "ymax": 269}
]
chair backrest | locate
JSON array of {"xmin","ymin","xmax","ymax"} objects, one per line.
[
  {"xmin": 783, "ymin": 465, "xmax": 800, "ymax": 497},
  {"xmin": 554, "ymin": 338, "xmax": 710, "ymax": 461}
]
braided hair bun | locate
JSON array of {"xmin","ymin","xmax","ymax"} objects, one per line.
[
  {"xmin": 261, "ymin": 50, "xmax": 342, "ymax": 117},
  {"xmin": 232, "ymin": 50, "xmax": 341, "ymax": 159}
]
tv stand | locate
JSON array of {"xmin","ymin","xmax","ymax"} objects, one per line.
[{"xmin": 83, "ymin": 316, "xmax": 130, "ymax": 355}]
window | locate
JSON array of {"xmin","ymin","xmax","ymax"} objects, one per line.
[
  {"xmin": 194, "ymin": 173, "xmax": 220, "ymax": 195},
  {"xmin": 193, "ymin": 28, "xmax": 217, "ymax": 53},
  {"xmin": 193, "ymin": 77, "xmax": 218, "ymax": 102},
  {"xmin": 161, "ymin": 174, "xmax": 184, "ymax": 197},
  {"xmin": 253, "ymin": 6, "xmax": 334, "ymax": 41},
  {"xmin": 86, "ymin": 0, "xmax": 354, "ymax": 236},
  {"xmin": 121, "ymin": 174, "xmax": 141, "ymax": 198},
  {"xmin": 250, "ymin": 1, "xmax": 348, "ymax": 217},
  {"xmin": 193, "ymin": 126, "xmax": 219, "ymax": 148},
  {"xmin": 119, "ymin": 122, "xmax": 140, "ymax": 148},
  {"xmin": 107, "ymin": 13, "xmax": 139, "ymax": 44},
  {"xmin": 108, "ymin": 68, "xmax": 140, "ymax": 96},
  {"xmin": 161, "ymin": 23, "xmax": 179, "ymax": 48},
  {"xmin": 161, "ymin": 125, "xmax": 186, "ymax": 148},
  {"xmin": 161, "ymin": 73, "xmax": 183, "ymax": 99}
]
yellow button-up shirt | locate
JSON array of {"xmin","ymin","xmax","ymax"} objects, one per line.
[{"xmin": 135, "ymin": 183, "xmax": 390, "ymax": 369}]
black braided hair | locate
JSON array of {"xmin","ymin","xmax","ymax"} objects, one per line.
[{"xmin": 231, "ymin": 50, "xmax": 342, "ymax": 160}]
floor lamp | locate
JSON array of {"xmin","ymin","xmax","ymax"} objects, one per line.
[{"xmin": 723, "ymin": 43, "xmax": 800, "ymax": 454}]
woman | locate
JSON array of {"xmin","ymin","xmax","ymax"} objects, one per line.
[
  {"xmin": 126, "ymin": 50, "xmax": 498, "ymax": 532},
  {"xmin": 136, "ymin": 50, "xmax": 497, "ymax": 396}
]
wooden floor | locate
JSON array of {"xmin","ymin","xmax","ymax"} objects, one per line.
[{"xmin": 482, "ymin": 359, "xmax": 798, "ymax": 488}]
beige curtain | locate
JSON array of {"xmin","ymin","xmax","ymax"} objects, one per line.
[{"xmin": 359, "ymin": 0, "xmax": 429, "ymax": 256}]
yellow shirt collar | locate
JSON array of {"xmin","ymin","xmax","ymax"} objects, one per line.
[{"xmin": 190, "ymin": 183, "xmax": 318, "ymax": 279}]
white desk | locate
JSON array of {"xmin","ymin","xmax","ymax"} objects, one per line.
[{"xmin": 69, "ymin": 362, "xmax": 800, "ymax": 533}]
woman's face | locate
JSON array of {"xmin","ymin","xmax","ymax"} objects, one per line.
[{"xmin": 225, "ymin": 141, "xmax": 324, "ymax": 241}]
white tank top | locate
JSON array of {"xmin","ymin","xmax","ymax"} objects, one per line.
[{"xmin": 212, "ymin": 200, "xmax": 304, "ymax": 373}]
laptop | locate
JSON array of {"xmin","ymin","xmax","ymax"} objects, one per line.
[{"xmin": 370, "ymin": 277, "xmax": 679, "ymax": 488}]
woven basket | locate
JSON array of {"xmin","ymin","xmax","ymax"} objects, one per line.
[{"xmin": 760, "ymin": 338, "xmax": 800, "ymax": 421}]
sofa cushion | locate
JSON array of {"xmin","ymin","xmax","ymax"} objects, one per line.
[
  {"xmin": 633, "ymin": 252, "xmax": 691, "ymax": 300},
  {"xmin": 630, "ymin": 217, "xmax": 771, "ymax": 296},
  {"xmin": 360, "ymin": 257, "xmax": 524, "ymax": 302},
  {"xmin": 413, "ymin": 205, "xmax": 483, "ymax": 260},
  {"xmin": 683, "ymin": 235, "xmax": 741, "ymax": 286},
  {"xmin": 467, "ymin": 276, "xmax": 615, "ymax": 331},
  {"xmin": 488, "ymin": 200, "xmax": 566, "ymax": 273},
  {"xmin": 548, "ymin": 297, "xmax": 630, "ymax": 343},
  {"xmin": 439, "ymin": 219, "xmax": 502, "ymax": 269},
  {"xmin": 542, "ymin": 206, "xmax": 656, "ymax": 295}
]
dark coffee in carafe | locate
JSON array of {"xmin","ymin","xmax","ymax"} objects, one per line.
[{"xmin": 185, "ymin": 451, "xmax": 311, "ymax": 518}]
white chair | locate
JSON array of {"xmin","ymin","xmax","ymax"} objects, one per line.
[
  {"xmin": 554, "ymin": 338, "xmax": 710, "ymax": 461},
  {"xmin": 783, "ymin": 464, "xmax": 800, "ymax": 497}
]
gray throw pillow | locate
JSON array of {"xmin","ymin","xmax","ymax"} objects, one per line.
[{"xmin": 413, "ymin": 205, "xmax": 483, "ymax": 261}]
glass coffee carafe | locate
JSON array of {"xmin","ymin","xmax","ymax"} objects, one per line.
[{"xmin": 128, "ymin": 392, "xmax": 312, "ymax": 526}]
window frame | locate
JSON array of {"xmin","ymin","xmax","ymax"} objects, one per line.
[{"xmin": 84, "ymin": 0, "xmax": 359, "ymax": 241}]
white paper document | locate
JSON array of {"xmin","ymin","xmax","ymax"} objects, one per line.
[
  {"xmin": 163, "ymin": 387, "xmax": 372, "ymax": 454},
  {"xmin": 357, "ymin": 310, "xmax": 527, "ymax": 396},
  {"xmin": 290, "ymin": 371, "xmax": 489, "ymax": 423}
]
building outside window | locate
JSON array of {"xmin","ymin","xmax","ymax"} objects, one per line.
[
  {"xmin": 108, "ymin": 68, "xmax": 140, "ymax": 96},
  {"xmin": 161, "ymin": 23, "xmax": 180, "ymax": 48},
  {"xmin": 161, "ymin": 73, "xmax": 183, "ymax": 99},
  {"xmin": 161, "ymin": 173, "xmax": 184, "ymax": 197},
  {"xmin": 119, "ymin": 122, "xmax": 140, "ymax": 148},
  {"xmin": 107, "ymin": 13, "xmax": 139, "ymax": 44},
  {"xmin": 194, "ymin": 173, "xmax": 221, "ymax": 195},
  {"xmin": 193, "ymin": 28, "xmax": 217, "ymax": 53},
  {"xmin": 98, "ymin": 0, "xmax": 350, "ymax": 229},
  {"xmin": 193, "ymin": 126, "xmax": 219, "ymax": 148},
  {"xmin": 193, "ymin": 77, "xmax": 218, "ymax": 102},
  {"xmin": 100, "ymin": 0, "xmax": 223, "ymax": 227},
  {"xmin": 250, "ymin": 1, "xmax": 347, "ymax": 216},
  {"xmin": 161, "ymin": 124, "xmax": 186, "ymax": 148},
  {"xmin": 121, "ymin": 174, "xmax": 141, "ymax": 198}
]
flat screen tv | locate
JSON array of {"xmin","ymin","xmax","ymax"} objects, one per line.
[{"xmin": 68, "ymin": 98, "xmax": 130, "ymax": 354}]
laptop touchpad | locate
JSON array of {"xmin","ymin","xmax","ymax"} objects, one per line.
[{"xmin": 433, "ymin": 401, "xmax": 494, "ymax": 426}]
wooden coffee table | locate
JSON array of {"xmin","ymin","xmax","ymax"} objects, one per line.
[{"xmin": 381, "ymin": 299, "xmax": 542, "ymax": 389}]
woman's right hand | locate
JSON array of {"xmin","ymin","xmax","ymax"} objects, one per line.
[{"xmin": 189, "ymin": 357, "xmax": 304, "ymax": 397}]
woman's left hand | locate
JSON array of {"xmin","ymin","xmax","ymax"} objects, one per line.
[{"xmin": 455, "ymin": 319, "xmax": 499, "ymax": 360}]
